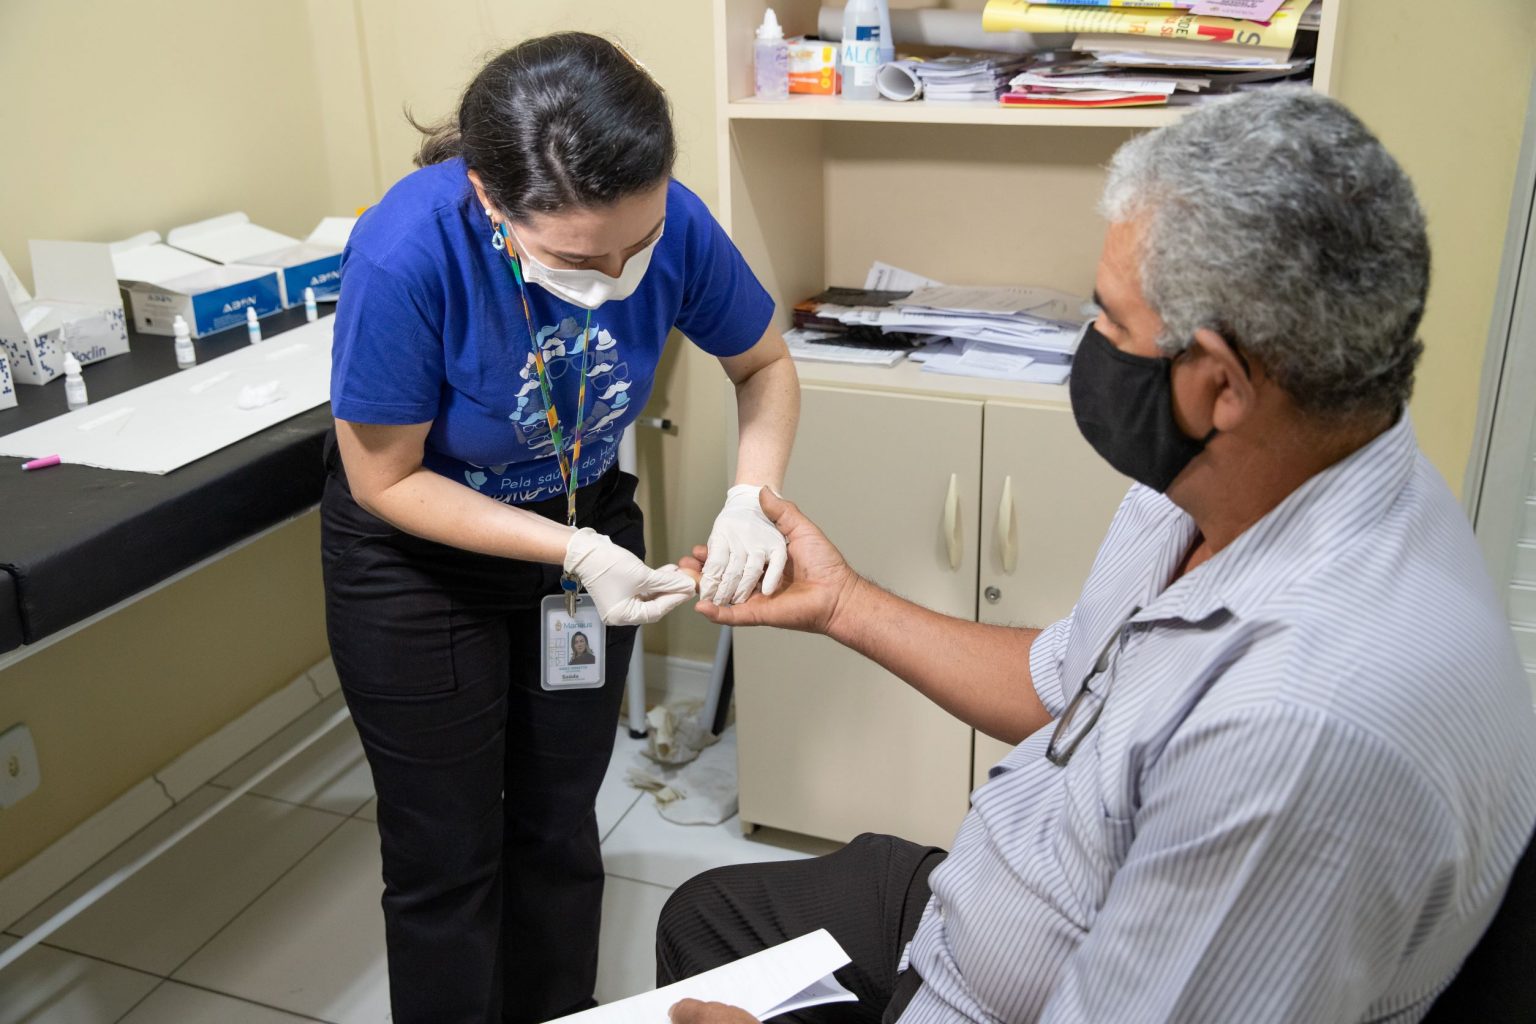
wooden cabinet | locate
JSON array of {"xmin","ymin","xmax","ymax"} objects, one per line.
[{"xmin": 735, "ymin": 386, "xmax": 982, "ymax": 848}]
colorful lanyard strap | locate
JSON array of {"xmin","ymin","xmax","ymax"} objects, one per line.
[{"xmin": 494, "ymin": 223, "xmax": 595, "ymax": 613}]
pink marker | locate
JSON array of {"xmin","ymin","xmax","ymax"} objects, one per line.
[{"xmin": 21, "ymin": 455, "xmax": 60, "ymax": 471}]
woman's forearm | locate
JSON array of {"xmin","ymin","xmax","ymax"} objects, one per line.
[
  {"xmin": 733, "ymin": 352, "xmax": 799, "ymax": 491},
  {"xmin": 359, "ymin": 467, "xmax": 575, "ymax": 564}
]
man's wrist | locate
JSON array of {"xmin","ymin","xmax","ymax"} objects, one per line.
[{"xmin": 824, "ymin": 570, "xmax": 870, "ymax": 644}]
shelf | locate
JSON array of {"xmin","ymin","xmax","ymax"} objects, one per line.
[
  {"xmin": 726, "ymin": 96, "xmax": 1186, "ymax": 129},
  {"xmin": 791, "ymin": 357, "xmax": 1075, "ymax": 409}
]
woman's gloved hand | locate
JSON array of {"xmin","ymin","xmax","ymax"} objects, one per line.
[
  {"xmin": 699, "ymin": 485, "xmax": 789, "ymax": 606},
  {"xmin": 564, "ymin": 528, "xmax": 697, "ymax": 626}
]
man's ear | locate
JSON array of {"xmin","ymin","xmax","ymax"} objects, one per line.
[{"xmin": 1192, "ymin": 327, "xmax": 1258, "ymax": 434}]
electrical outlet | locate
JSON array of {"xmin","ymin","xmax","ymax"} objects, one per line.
[{"xmin": 0, "ymin": 724, "xmax": 40, "ymax": 809}]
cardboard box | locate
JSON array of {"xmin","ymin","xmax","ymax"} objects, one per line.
[
  {"xmin": 788, "ymin": 38, "xmax": 840, "ymax": 95},
  {"xmin": 0, "ymin": 242, "xmax": 131, "ymax": 385},
  {"xmin": 111, "ymin": 232, "xmax": 282, "ymax": 339},
  {"xmin": 167, "ymin": 213, "xmax": 354, "ymax": 307}
]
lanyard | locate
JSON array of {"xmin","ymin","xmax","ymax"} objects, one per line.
[{"xmin": 493, "ymin": 223, "xmax": 596, "ymax": 612}]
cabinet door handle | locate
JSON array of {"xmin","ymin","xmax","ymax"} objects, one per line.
[
  {"xmin": 998, "ymin": 475, "xmax": 1018, "ymax": 574},
  {"xmin": 944, "ymin": 473, "xmax": 962, "ymax": 571}
]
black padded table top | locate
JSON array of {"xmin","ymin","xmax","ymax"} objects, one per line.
[{"xmin": 0, "ymin": 307, "xmax": 332, "ymax": 655}]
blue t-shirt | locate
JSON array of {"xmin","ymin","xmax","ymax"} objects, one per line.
[{"xmin": 331, "ymin": 159, "xmax": 774, "ymax": 504}]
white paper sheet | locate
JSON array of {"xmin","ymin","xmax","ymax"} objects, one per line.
[
  {"xmin": 863, "ymin": 262, "xmax": 943, "ymax": 292},
  {"xmin": 546, "ymin": 929, "xmax": 855, "ymax": 1024},
  {"xmin": 0, "ymin": 318, "xmax": 333, "ymax": 473},
  {"xmin": 903, "ymin": 285, "xmax": 1087, "ymax": 321}
]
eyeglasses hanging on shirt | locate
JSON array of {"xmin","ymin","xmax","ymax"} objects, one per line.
[{"xmin": 1046, "ymin": 607, "xmax": 1140, "ymax": 768}]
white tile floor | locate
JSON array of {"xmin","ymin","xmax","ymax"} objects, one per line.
[{"xmin": 0, "ymin": 693, "xmax": 838, "ymax": 1023}]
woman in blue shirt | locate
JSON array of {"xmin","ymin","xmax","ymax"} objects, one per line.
[{"xmin": 323, "ymin": 33, "xmax": 797, "ymax": 1023}]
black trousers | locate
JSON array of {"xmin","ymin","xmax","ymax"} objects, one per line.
[
  {"xmin": 656, "ymin": 834, "xmax": 947, "ymax": 1024},
  {"xmin": 322, "ymin": 441, "xmax": 643, "ymax": 1024}
]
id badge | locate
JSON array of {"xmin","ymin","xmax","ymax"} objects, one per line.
[{"xmin": 541, "ymin": 593, "xmax": 606, "ymax": 690}]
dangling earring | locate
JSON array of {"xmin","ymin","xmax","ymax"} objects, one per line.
[{"xmin": 490, "ymin": 223, "xmax": 505, "ymax": 251}]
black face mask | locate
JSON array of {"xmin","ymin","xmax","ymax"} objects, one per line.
[{"xmin": 1069, "ymin": 323, "xmax": 1214, "ymax": 493}]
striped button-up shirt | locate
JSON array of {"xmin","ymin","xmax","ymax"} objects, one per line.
[{"xmin": 901, "ymin": 416, "xmax": 1536, "ymax": 1023}]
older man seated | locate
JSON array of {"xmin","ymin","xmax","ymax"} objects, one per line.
[{"xmin": 658, "ymin": 89, "xmax": 1536, "ymax": 1024}]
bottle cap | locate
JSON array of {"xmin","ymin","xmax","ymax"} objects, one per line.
[
  {"xmin": 246, "ymin": 306, "xmax": 259, "ymax": 323},
  {"xmin": 757, "ymin": 7, "xmax": 784, "ymax": 40},
  {"xmin": 63, "ymin": 353, "xmax": 82, "ymax": 375},
  {"xmin": 173, "ymin": 314, "xmax": 190, "ymax": 339},
  {"xmin": 304, "ymin": 286, "xmax": 316, "ymax": 302}
]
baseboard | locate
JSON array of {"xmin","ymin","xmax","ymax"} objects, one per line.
[
  {"xmin": 0, "ymin": 659, "xmax": 333, "ymax": 933},
  {"xmin": 644, "ymin": 653, "xmax": 714, "ymax": 705},
  {"xmin": 157, "ymin": 672, "xmax": 323, "ymax": 801},
  {"xmin": 0, "ymin": 777, "xmax": 171, "ymax": 933}
]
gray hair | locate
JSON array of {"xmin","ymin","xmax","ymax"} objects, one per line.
[{"xmin": 1101, "ymin": 88, "xmax": 1429, "ymax": 420}]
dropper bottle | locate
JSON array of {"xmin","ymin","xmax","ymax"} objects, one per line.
[
  {"xmin": 174, "ymin": 314, "xmax": 196, "ymax": 369},
  {"xmin": 63, "ymin": 353, "xmax": 88, "ymax": 410},
  {"xmin": 246, "ymin": 305, "xmax": 262, "ymax": 344},
  {"xmin": 754, "ymin": 8, "xmax": 790, "ymax": 101}
]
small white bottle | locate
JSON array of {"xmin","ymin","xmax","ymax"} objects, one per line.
[
  {"xmin": 63, "ymin": 353, "xmax": 88, "ymax": 410},
  {"xmin": 246, "ymin": 305, "xmax": 262, "ymax": 345},
  {"xmin": 304, "ymin": 286, "xmax": 318, "ymax": 323},
  {"xmin": 840, "ymin": 0, "xmax": 882, "ymax": 101},
  {"xmin": 754, "ymin": 8, "xmax": 789, "ymax": 101},
  {"xmin": 173, "ymin": 314, "xmax": 196, "ymax": 369}
]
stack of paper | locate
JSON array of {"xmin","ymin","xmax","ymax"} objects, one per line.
[
  {"xmin": 880, "ymin": 281, "xmax": 1087, "ymax": 384},
  {"xmin": 1004, "ymin": 55, "xmax": 1311, "ymax": 108},
  {"xmin": 908, "ymin": 53, "xmax": 1038, "ymax": 102},
  {"xmin": 787, "ymin": 264, "xmax": 1090, "ymax": 385},
  {"xmin": 785, "ymin": 328, "xmax": 911, "ymax": 367},
  {"xmin": 875, "ymin": 284, "xmax": 1087, "ymax": 356},
  {"xmin": 985, "ymin": 0, "xmax": 1321, "ymax": 93}
]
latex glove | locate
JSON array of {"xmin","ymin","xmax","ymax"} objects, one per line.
[
  {"xmin": 699, "ymin": 485, "xmax": 788, "ymax": 606},
  {"xmin": 564, "ymin": 528, "xmax": 697, "ymax": 626}
]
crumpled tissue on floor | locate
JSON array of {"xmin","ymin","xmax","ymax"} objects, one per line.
[{"xmin": 626, "ymin": 701, "xmax": 738, "ymax": 826}]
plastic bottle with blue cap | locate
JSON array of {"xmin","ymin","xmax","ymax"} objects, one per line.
[{"xmin": 840, "ymin": 0, "xmax": 883, "ymax": 101}]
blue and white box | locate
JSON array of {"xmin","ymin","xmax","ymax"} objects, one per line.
[
  {"xmin": 0, "ymin": 241, "xmax": 131, "ymax": 385},
  {"xmin": 167, "ymin": 213, "xmax": 353, "ymax": 307},
  {"xmin": 111, "ymin": 232, "xmax": 282, "ymax": 339},
  {"xmin": 0, "ymin": 349, "xmax": 16, "ymax": 410}
]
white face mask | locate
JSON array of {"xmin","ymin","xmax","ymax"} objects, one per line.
[{"xmin": 502, "ymin": 222, "xmax": 662, "ymax": 310}]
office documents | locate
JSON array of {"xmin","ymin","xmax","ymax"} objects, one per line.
[
  {"xmin": 547, "ymin": 929, "xmax": 855, "ymax": 1024},
  {"xmin": 986, "ymin": 0, "xmax": 1321, "ymax": 105},
  {"xmin": 785, "ymin": 264, "xmax": 1087, "ymax": 383}
]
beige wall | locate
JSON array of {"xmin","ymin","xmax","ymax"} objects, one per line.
[
  {"xmin": 0, "ymin": 0, "xmax": 340, "ymax": 284},
  {"xmin": 1335, "ymin": 0, "xmax": 1536, "ymax": 495}
]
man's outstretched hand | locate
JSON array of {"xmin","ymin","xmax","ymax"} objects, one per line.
[
  {"xmin": 678, "ymin": 489, "xmax": 859, "ymax": 636},
  {"xmin": 669, "ymin": 998, "xmax": 759, "ymax": 1024}
]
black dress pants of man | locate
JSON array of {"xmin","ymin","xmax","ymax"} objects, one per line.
[
  {"xmin": 323, "ymin": 447, "xmax": 643, "ymax": 1024},
  {"xmin": 656, "ymin": 834, "xmax": 947, "ymax": 1023}
]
